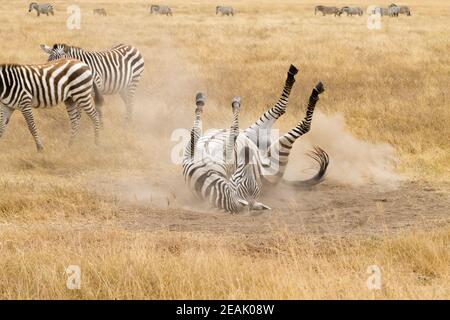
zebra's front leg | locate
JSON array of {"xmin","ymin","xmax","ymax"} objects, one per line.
[
  {"xmin": 262, "ymin": 82, "xmax": 325, "ymax": 184},
  {"xmin": 21, "ymin": 106, "xmax": 44, "ymax": 152}
]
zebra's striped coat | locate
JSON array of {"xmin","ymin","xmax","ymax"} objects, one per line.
[
  {"xmin": 0, "ymin": 59, "xmax": 101, "ymax": 151},
  {"xmin": 183, "ymin": 65, "xmax": 329, "ymax": 213},
  {"xmin": 28, "ymin": 3, "xmax": 54, "ymax": 16},
  {"xmin": 41, "ymin": 44, "xmax": 144, "ymax": 123},
  {"xmin": 216, "ymin": 6, "xmax": 234, "ymax": 16}
]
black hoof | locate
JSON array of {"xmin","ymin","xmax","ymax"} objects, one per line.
[
  {"xmin": 315, "ymin": 82, "xmax": 325, "ymax": 94},
  {"xmin": 288, "ymin": 64, "xmax": 299, "ymax": 76},
  {"xmin": 232, "ymin": 96, "xmax": 241, "ymax": 109},
  {"xmin": 196, "ymin": 92, "xmax": 205, "ymax": 107}
]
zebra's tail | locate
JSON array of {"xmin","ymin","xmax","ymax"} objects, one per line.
[
  {"xmin": 93, "ymin": 83, "xmax": 104, "ymax": 107},
  {"xmin": 282, "ymin": 147, "xmax": 329, "ymax": 188}
]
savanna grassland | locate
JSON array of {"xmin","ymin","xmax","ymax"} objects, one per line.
[{"xmin": 0, "ymin": 0, "xmax": 449, "ymax": 299}]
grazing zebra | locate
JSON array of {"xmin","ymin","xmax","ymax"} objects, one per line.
[
  {"xmin": 216, "ymin": 6, "xmax": 234, "ymax": 16},
  {"xmin": 182, "ymin": 65, "xmax": 329, "ymax": 213},
  {"xmin": 338, "ymin": 6, "xmax": 363, "ymax": 16},
  {"xmin": 372, "ymin": 7, "xmax": 389, "ymax": 16},
  {"xmin": 28, "ymin": 3, "xmax": 54, "ymax": 16},
  {"xmin": 388, "ymin": 4, "xmax": 400, "ymax": 17},
  {"xmin": 150, "ymin": 5, "xmax": 173, "ymax": 15},
  {"xmin": 93, "ymin": 8, "xmax": 107, "ymax": 16},
  {"xmin": 314, "ymin": 5, "xmax": 339, "ymax": 16},
  {"xmin": 41, "ymin": 43, "xmax": 144, "ymax": 124},
  {"xmin": 399, "ymin": 5, "xmax": 411, "ymax": 16},
  {"xmin": 0, "ymin": 59, "xmax": 102, "ymax": 152}
]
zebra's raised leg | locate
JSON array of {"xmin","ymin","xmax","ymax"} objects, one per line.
[
  {"xmin": 74, "ymin": 95, "xmax": 100, "ymax": 146},
  {"xmin": 224, "ymin": 97, "xmax": 241, "ymax": 175},
  {"xmin": 65, "ymin": 98, "xmax": 82, "ymax": 146},
  {"xmin": 21, "ymin": 106, "xmax": 44, "ymax": 152},
  {"xmin": 244, "ymin": 64, "xmax": 298, "ymax": 162},
  {"xmin": 184, "ymin": 92, "xmax": 205, "ymax": 160},
  {"xmin": 262, "ymin": 82, "xmax": 325, "ymax": 184},
  {"xmin": 0, "ymin": 106, "xmax": 15, "ymax": 138}
]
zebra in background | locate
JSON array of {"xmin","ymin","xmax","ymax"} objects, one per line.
[
  {"xmin": 338, "ymin": 6, "xmax": 363, "ymax": 16},
  {"xmin": 216, "ymin": 6, "xmax": 234, "ymax": 16},
  {"xmin": 0, "ymin": 59, "xmax": 102, "ymax": 152},
  {"xmin": 182, "ymin": 65, "xmax": 329, "ymax": 213},
  {"xmin": 399, "ymin": 5, "xmax": 411, "ymax": 16},
  {"xmin": 93, "ymin": 8, "xmax": 107, "ymax": 16},
  {"xmin": 28, "ymin": 3, "xmax": 54, "ymax": 16},
  {"xmin": 314, "ymin": 5, "xmax": 339, "ymax": 16},
  {"xmin": 388, "ymin": 4, "xmax": 400, "ymax": 17},
  {"xmin": 371, "ymin": 7, "xmax": 389, "ymax": 16},
  {"xmin": 150, "ymin": 5, "xmax": 173, "ymax": 16},
  {"xmin": 41, "ymin": 43, "xmax": 145, "ymax": 125}
]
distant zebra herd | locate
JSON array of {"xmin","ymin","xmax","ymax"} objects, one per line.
[
  {"xmin": 27, "ymin": 3, "xmax": 236, "ymax": 17},
  {"xmin": 315, "ymin": 3, "xmax": 412, "ymax": 17}
]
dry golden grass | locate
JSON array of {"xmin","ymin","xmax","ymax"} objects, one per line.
[{"xmin": 0, "ymin": 0, "xmax": 449, "ymax": 299}]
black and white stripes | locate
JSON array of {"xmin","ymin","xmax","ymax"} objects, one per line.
[
  {"xmin": 0, "ymin": 59, "xmax": 101, "ymax": 151},
  {"xmin": 41, "ymin": 43, "xmax": 145, "ymax": 123},
  {"xmin": 183, "ymin": 65, "xmax": 329, "ymax": 213}
]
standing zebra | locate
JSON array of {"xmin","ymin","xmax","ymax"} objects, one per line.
[
  {"xmin": 216, "ymin": 6, "xmax": 234, "ymax": 16},
  {"xmin": 41, "ymin": 43, "xmax": 145, "ymax": 124},
  {"xmin": 338, "ymin": 6, "xmax": 363, "ymax": 16},
  {"xmin": 314, "ymin": 5, "xmax": 339, "ymax": 16},
  {"xmin": 0, "ymin": 59, "xmax": 102, "ymax": 151},
  {"xmin": 399, "ymin": 5, "xmax": 411, "ymax": 16},
  {"xmin": 388, "ymin": 4, "xmax": 400, "ymax": 17},
  {"xmin": 93, "ymin": 8, "xmax": 107, "ymax": 16},
  {"xmin": 28, "ymin": 3, "xmax": 54, "ymax": 16},
  {"xmin": 182, "ymin": 65, "xmax": 329, "ymax": 213},
  {"xmin": 150, "ymin": 5, "xmax": 173, "ymax": 16}
]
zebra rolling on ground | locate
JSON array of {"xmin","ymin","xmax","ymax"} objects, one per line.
[
  {"xmin": 93, "ymin": 8, "xmax": 107, "ymax": 16},
  {"xmin": 338, "ymin": 6, "xmax": 363, "ymax": 16},
  {"xmin": 150, "ymin": 5, "xmax": 173, "ymax": 15},
  {"xmin": 182, "ymin": 65, "xmax": 329, "ymax": 213},
  {"xmin": 41, "ymin": 43, "xmax": 145, "ymax": 125},
  {"xmin": 314, "ymin": 5, "xmax": 339, "ymax": 16},
  {"xmin": 28, "ymin": 3, "xmax": 54, "ymax": 16},
  {"xmin": 216, "ymin": 6, "xmax": 234, "ymax": 16},
  {"xmin": 0, "ymin": 59, "xmax": 102, "ymax": 152}
]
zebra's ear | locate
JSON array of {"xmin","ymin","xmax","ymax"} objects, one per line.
[
  {"xmin": 252, "ymin": 202, "xmax": 271, "ymax": 210},
  {"xmin": 237, "ymin": 199, "xmax": 249, "ymax": 206},
  {"xmin": 40, "ymin": 44, "xmax": 52, "ymax": 54}
]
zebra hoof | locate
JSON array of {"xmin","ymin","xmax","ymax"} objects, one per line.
[
  {"xmin": 36, "ymin": 145, "xmax": 44, "ymax": 153},
  {"xmin": 195, "ymin": 92, "xmax": 205, "ymax": 107},
  {"xmin": 232, "ymin": 96, "xmax": 241, "ymax": 109},
  {"xmin": 288, "ymin": 64, "xmax": 299, "ymax": 76},
  {"xmin": 315, "ymin": 82, "xmax": 325, "ymax": 94}
]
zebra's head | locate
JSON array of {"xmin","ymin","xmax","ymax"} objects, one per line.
[
  {"xmin": 29, "ymin": 3, "xmax": 37, "ymax": 12},
  {"xmin": 40, "ymin": 44, "xmax": 69, "ymax": 61},
  {"xmin": 232, "ymin": 145, "xmax": 271, "ymax": 211}
]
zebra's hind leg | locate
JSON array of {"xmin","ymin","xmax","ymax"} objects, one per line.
[
  {"xmin": 184, "ymin": 92, "xmax": 205, "ymax": 160},
  {"xmin": 120, "ymin": 81, "xmax": 139, "ymax": 125},
  {"xmin": 65, "ymin": 98, "xmax": 82, "ymax": 146},
  {"xmin": 262, "ymin": 82, "xmax": 325, "ymax": 184},
  {"xmin": 0, "ymin": 106, "xmax": 15, "ymax": 139},
  {"xmin": 21, "ymin": 105, "xmax": 44, "ymax": 152},
  {"xmin": 244, "ymin": 64, "xmax": 298, "ymax": 163},
  {"xmin": 74, "ymin": 95, "xmax": 100, "ymax": 146}
]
